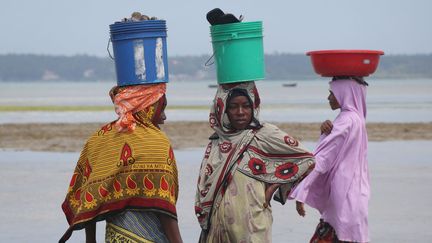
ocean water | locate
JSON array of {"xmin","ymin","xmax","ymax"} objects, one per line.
[
  {"xmin": 0, "ymin": 141, "xmax": 431, "ymax": 242},
  {"xmin": 0, "ymin": 79, "xmax": 432, "ymax": 123}
]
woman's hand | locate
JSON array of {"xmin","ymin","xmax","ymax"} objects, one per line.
[
  {"xmin": 320, "ymin": 120, "xmax": 333, "ymax": 135},
  {"xmin": 264, "ymin": 183, "xmax": 281, "ymax": 207},
  {"xmin": 296, "ymin": 201, "xmax": 306, "ymax": 217},
  {"xmin": 158, "ymin": 213, "xmax": 183, "ymax": 243}
]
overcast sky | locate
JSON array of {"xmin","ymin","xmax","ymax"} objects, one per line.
[{"xmin": 1, "ymin": 0, "xmax": 431, "ymax": 57}]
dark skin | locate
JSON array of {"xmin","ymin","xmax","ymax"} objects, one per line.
[
  {"xmin": 320, "ymin": 91, "xmax": 340, "ymax": 135},
  {"xmin": 85, "ymin": 222, "xmax": 96, "ymax": 243},
  {"xmin": 295, "ymin": 90, "xmax": 341, "ymax": 217},
  {"xmin": 85, "ymin": 100, "xmax": 183, "ymax": 243},
  {"xmin": 159, "ymin": 214, "xmax": 183, "ymax": 243},
  {"xmin": 328, "ymin": 90, "xmax": 341, "ymax": 111},
  {"xmin": 226, "ymin": 95, "xmax": 280, "ymax": 206},
  {"xmin": 155, "ymin": 96, "xmax": 167, "ymax": 125},
  {"xmin": 226, "ymin": 95, "xmax": 253, "ymax": 131}
]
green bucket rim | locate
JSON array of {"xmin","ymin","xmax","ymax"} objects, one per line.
[
  {"xmin": 210, "ymin": 21, "xmax": 262, "ymax": 34},
  {"xmin": 218, "ymin": 77, "xmax": 265, "ymax": 84}
]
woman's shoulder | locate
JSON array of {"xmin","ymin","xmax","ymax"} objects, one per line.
[
  {"xmin": 257, "ymin": 122, "xmax": 279, "ymax": 131},
  {"xmin": 329, "ymin": 112, "xmax": 366, "ymax": 139},
  {"xmin": 87, "ymin": 121, "xmax": 170, "ymax": 145},
  {"xmin": 335, "ymin": 111, "xmax": 364, "ymax": 129},
  {"xmin": 256, "ymin": 122, "xmax": 284, "ymax": 134},
  {"xmin": 254, "ymin": 122, "xmax": 288, "ymax": 140}
]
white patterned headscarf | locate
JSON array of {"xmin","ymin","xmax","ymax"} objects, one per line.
[{"xmin": 209, "ymin": 82, "xmax": 261, "ymax": 134}]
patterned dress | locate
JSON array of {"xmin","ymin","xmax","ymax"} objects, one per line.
[
  {"xmin": 207, "ymin": 172, "xmax": 272, "ymax": 243},
  {"xmin": 195, "ymin": 82, "xmax": 315, "ymax": 242}
]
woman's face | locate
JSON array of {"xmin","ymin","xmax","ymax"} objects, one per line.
[
  {"xmin": 328, "ymin": 91, "xmax": 341, "ymax": 110},
  {"xmin": 157, "ymin": 98, "xmax": 167, "ymax": 125},
  {"xmin": 150, "ymin": 96, "xmax": 167, "ymax": 126},
  {"xmin": 226, "ymin": 95, "xmax": 253, "ymax": 130}
]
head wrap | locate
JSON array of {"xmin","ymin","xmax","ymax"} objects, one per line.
[
  {"xmin": 210, "ymin": 82, "xmax": 261, "ymax": 134},
  {"xmin": 111, "ymin": 83, "xmax": 166, "ymax": 132},
  {"xmin": 330, "ymin": 79, "xmax": 367, "ymax": 118}
]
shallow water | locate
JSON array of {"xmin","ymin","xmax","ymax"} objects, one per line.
[
  {"xmin": 1, "ymin": 141, "xmax": 431, "ymax": 242},
  {"xmin": 1, "ymin": 79, "xmax": 431, "ymax": 123}
]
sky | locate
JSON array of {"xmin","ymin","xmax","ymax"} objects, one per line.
[{"xmin": 1, "ymin": 0, "xmax": 431, "ymax": 57}]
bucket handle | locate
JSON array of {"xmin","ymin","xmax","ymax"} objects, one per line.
[
  {"xmin": 107, "ymin": 38, "xmax": 114, "ymax": 60},
  {"xmin": 204, "ymin": 52, "xmax": 215, "ymax": 66},
  {"xmin": 204, "ymin": 35, "xmax": 236, "ymax": 67}
]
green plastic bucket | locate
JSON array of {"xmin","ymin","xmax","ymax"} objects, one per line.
[{"xmin": 210, "ymin": 21, "xmax": 264, "ymax": 84}]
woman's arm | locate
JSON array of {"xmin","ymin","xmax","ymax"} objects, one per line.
[
  {"xmin": 85, "ymin": 221, "xmax": 96, "ymax": 243},
  {"xmin": 296, "ymin": 201, "xmax": 306, "ymax": 217},
  {"xmin": 265, "ymin": 183, "xmax": 281, "ymax": 207},
  {"xmin": 158, "ymin": 213, "xmax": 183, "ymax": 243}
]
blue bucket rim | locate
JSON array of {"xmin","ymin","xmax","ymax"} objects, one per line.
[
  {"xmin": 110, "ymin": 19, "xmax": 166, "ymax": 28},
  {"xmin": 111, "ymin": 29, "xmax": 168, "ymax": 35},
  {"xmin": 110, "ymin": 20, "xmax": 167, "ymax": 35},
  {"xmin": 117, "ymin": 79, "xmax": 169, "ymax": 87}
]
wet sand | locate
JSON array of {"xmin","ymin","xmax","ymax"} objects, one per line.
[
  {"xmin": 1, "ymin": 142, "xmax": 432, "ymax": 242},
  {"xmin": 1, "ymin": 121, "xmax": 431, "ymax": 152}
]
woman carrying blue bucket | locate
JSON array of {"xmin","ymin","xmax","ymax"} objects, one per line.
[
  {"xmin": 195, "ymin": 9, "xmax": 315, "ymax": 242},
  {"xmin": 60, "ymin": 13, "xmax": 182, "ymax": 243}
]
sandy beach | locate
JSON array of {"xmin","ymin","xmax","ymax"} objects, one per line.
[
  {"xmin": 1, "ymin": 141, "xmax": 432, "ymax": 242},
  {"xmin": 1, "ymin": 121, "xmax": 431, "ymax": 152},
  {"xmin": 1, "ymin": 119, "xmax": 432, "ymax": 242},
  {"xmin": 1, "ymin": 121, "xmax": 432, "ymax": 242}
]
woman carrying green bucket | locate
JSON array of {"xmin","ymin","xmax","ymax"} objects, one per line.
[
  {"xmin": 194, "ymin": 81, "xmax": 315, "ymax": 242},
  {"xmin": 195, "ymin": 9, "xmax": 315, "ymax": 242}
]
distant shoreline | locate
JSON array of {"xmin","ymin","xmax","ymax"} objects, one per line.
[
  {"xmin": 1, "ymin": 122, "xmax": 431, "ymax": 152},
  {"xmin": 0, "ymin": 105, "xmax": 209, "ymax": 112},
  {"xmin": 1, "ymin": 54, "xmax": 431, "ymax": 81}
]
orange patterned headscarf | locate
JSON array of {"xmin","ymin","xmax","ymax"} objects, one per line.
[{"xmin": 111, "ymin": 83, "xmax": 166, "ymax": 133}]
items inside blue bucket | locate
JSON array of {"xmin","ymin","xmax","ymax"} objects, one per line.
[{"xmin": 109, "ymin": 20, "xmax": 169, "ymax": 86}]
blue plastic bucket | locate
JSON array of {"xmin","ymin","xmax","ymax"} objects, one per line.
[{"xmin": 109, "ymin": 20, "xmax": 169, "ymax": 86}]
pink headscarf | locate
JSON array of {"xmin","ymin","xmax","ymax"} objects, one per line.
[
  {"xmin": 289, "ymin": 79, "xmax": 370, "ymax": 242},
  {"xmin": 331, "ymin": 79, "xmax": 367, "ymax": 118},
  {"xmin": 112, "ymin": 83, "xmax": 166, "ymax": 133}
]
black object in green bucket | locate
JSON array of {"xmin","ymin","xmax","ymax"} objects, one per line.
[{"xmin": 210, "ymin": 21, "xmax": 264, "ymax": 84}]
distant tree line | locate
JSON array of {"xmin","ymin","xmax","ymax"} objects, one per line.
[{"xmin": 0, "ymin": 53, "xmax": 431, "ymax": 81}]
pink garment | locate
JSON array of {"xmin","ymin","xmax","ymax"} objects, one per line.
[{"xmin": 289, "ymin": 79, "xmax": 370, "ymax": 242}]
